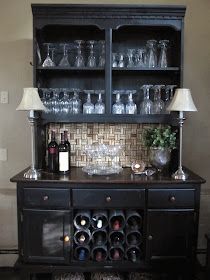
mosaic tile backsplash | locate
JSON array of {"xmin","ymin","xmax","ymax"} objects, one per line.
[{"xmin": 47, "ymin": 123, "xmax": 160, "ymax": 167}]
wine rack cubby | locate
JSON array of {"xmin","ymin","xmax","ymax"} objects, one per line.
[{"xmin": 73, "ymin": 209, "xmax": 144, "ymax": 263}]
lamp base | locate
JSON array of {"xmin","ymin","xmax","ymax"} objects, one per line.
[
  {"xmin": 24, "ymin": 168, "xmax": 41, "ymax": 180},
  {"xmin": 172, "ymin": 168, "xmax": 188, "ymax": 180}
]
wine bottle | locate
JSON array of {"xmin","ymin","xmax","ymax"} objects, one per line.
[
  {"xmin": 74, "ymin": 229, "xmax": 91, "ymax": 245},
  {"xmin": 109, "ymin": 245, "xmax": 124, "ymax": 261},
  {"xmin": 91, "ymin": 245, "xmax": 107, "ymax": 262},
  {"xmin": 109, "ymin": 230, "xmax": 125, "ymax": 245},
  {"xmin": 64, "ymin": 130, "xmax": 71, "ymax": 168},
  {"xmin": 47, "ymin": 130, "xmax": 58, "ymax": 173},
  {"xmin": 92, "ymin": 229, "xmax": 107, "ymax": 245},
  {"xmin": 109, "ymin": 210, "xmax": 125, "ymax": 230},
  {"xmin": 58, "ymin": 132, "xmax": 70, "ymax": 174},
  {"xmin": 126, "ymin": 210, "xmax": 142, "ymax": 230},
  {"xmin": 126, "ymin": 246, "xmax": 141, "ymax": 263},
  {"xmin": 92, "ymin": 210, "xmax": 108, "ymax": 229},
  {"xmin": 126, "ymin": 230, "xmax": 142, "ymax": 246},
  {"xmin": 74, "ymin": 245, "xmax": 90, "ymax": 261},
  {"xmin": 74, "ymin": 211, "xmax": 91, "ymax": 229}
]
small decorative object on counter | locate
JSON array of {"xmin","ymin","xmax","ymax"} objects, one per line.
[
  {"xmin": 143, "ymin": 126, "xmax": 177, "ymax": 172},
  {"xmin": 131, "ymin": 160, "xmax": 146, "ymax": 174}
]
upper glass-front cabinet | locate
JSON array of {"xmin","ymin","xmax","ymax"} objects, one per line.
[{"xmin": 32, "ymin": 4, "xmax": 186, "ymax": 123}]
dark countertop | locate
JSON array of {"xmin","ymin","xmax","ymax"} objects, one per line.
[{"xmin": 10, "ymin": 166, "xmax": 205, "ymax": 185}]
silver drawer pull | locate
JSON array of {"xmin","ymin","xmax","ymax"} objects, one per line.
[
  {"xmin": 43, "ymin": 195, "xmax": 49, "ymax": 201},
  {"xmin": 148, "ymin": 235, "xmax": 153, "ymax": 241},
  {"xmin": 106, "ymin": 196, "xmax": 111, "ymax": 202},
  {"xmin": 169, "ymin": 196, "xmax": 176, "ymax": 202}
]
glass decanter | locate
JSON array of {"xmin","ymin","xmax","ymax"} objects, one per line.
[
  {"xmin": 112, "ymin": 91, "xmax": 125, "ymax": 114},
  {"xmin": 59, "ymin": 43, "xmax": 70, "ymax": 67},
  {"xmin": 42, "ymin": 43, "xmax": 56, "ymax": 67},
  {"xmin": 139, "ymin": 85, "xmax": 153, "ymax": 115},
  {"xmin": 87, "ymin": 40, "xmax": 96, "ymax": 67},
  {"xmin": 158, "ymin": 40, "xmax": 169, "ymax": 68},
  {"xmin": 125, "ymin": 90, "xmax": 137, "ymax": 114},
  {"xmin": 70, "ymin": 89, "xmax": 81, "ymax": 114},
  {"xmin": 83, "ymin": 91, "xmax": 95, "ymax": 114},
  {"xmin": 98, "ymin": 40, "xmax": 105, "ymax": 67},
  {"xmin": 153, "ymin": 85, "xmax": 165, "ymax": 114},
  {"xmin": 94, "ymin": 90, "xmax": 105, "ymax": 114},
  {"xmin": 74, "ymin": 40, "xmax": 85, "ymax": 67},
  {"xmin": 146, "ymin": 40, "xmax": 157, "ymax": 68}
]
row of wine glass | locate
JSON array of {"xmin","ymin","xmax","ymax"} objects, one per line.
[
  {"xmin": 113, "ymin": 39, "xmax": 170, "ymax": 68},
  {"xmin": 40, "ymin": 41, "xmax": 105, "ymax": 68},
  {"xmin": 39, "ymin": 85, "xmax": 176, "ymax": 115},
  {"xmin": 39, "ymin": 39, "xmax": 170, "ymax": 68}
]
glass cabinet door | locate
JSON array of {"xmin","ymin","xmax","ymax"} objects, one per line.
[{"xmin": 22, "ymin": 209, "xmax": 71, "ymax": 264}]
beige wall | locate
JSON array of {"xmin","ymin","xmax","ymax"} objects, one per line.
[{"xmin": 0, "ymin": 0, "xmax": 209, "ymax": 265}]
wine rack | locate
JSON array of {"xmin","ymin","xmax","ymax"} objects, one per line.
[{"xmin": 73, "ymin": 209, "xmax": 143, "ymax": 262}]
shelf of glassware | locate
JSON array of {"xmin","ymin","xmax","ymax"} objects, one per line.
[
  {"xmin": 37, "ymin": 66, "xmax": 105, "ymax": 71},
  {"xmin": 41, "ymin": 113, "xmax": 175, "ymax": 124},
  {"xmin": 112, "ymin": 67, "xmax": 180, "ymax": 72}
]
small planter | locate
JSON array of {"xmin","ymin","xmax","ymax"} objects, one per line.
[{"xmin": 149, "ymin": 147, "xmax": 171, "ymax": 172}]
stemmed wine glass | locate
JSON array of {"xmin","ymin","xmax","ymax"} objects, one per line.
[
  {"xmin": 125, "ymin": 90, "xmax": 137, "ymax": 114},
  {"xmin": 60, "ymin": 88, "xmax": 71, "ymax": 114},
  {"xmin": 83, "ymin": 90, "xmax": 95, "ymax": 114},
  {"xmin": 40, "ymin": 88, "xmax": 50, "ymax": 113},
  {"xmin": 139, "ymin": 85, "xmax": 153, "ymax": 114},
  {"xmin": 59, "ymin": 43, "xmax": 70, "ymax": 67},
  {"xmin": 98, "ymin": 40, "xmax": 105, "ymax": 67},
  {"xmin": 118, "ymin": 53, "xmax": 125, "ymax": 68},
  {"xmin": 146, "ymin": 40, "xmax": 158, "ymax": 68},
  {"xmin": 112, "ymin": 91, "xmax": 125, "ymax": 114},
  {"xmin": 135, "ymin": 48, "xmax": 146, "ymax": 67},
  {"xmin": 87, "ymin": 40, "xmax": 96, "ymax": 67},
  {"xmin": 70, "ymin": 89, "xmax": 81, "ymax": 114},
  {"xmin": 158, "ymin": 40, "xmax": 169, "ymax": 68},
  {"xmin": 112, "ymin": 53, "xmax": 118, "ymax": 68},
  {"xmin": 164, "ymin": 84, "xmax": 177, "ymax": 113},
  {"xmin": 153, "ymin": 85, "xmax": 165, "ymax": 114},
  {"xmin": 74, "ymin": 40, "xmax": 85, "ymax": 67},
  {"xmin": 127, "ymin": 49, "xmax": 135, "ymax": 67},
  {"xmin": 94, "ymin": 90, "xmax": 105, "ymax": 114},
  {"xmin": 51, "ymin": 88, "xmax": 60, "ymax": 114},
  {"xmin": 42, "ymin": 43, "xmax": 56, "ymax": 67}
]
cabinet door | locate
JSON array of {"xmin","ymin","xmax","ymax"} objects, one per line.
[
  {"xmin": 22, "ymin": 209, "xmax": 71, "ymax": 263},
  {"xmin": 146, "ymin": 210, "xmax": 195, "ymax": 261}
]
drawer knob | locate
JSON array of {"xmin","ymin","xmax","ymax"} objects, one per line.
[
  {"xmin": 43, "ymin": 195, "xmax": 49, "ymax": 201},
  {"xmin": 106, "ymin": 196, "xmax": 111, "ymax": 202},
  {"xmin": 64, "ymin": 235, "xmax": 70, "ymax": 242},
  {"xmin": 148, "ymin": 235, "xmax": 153, "ymax": 241},
  {"xmin": 169, "ymin": 196, "xmax": 176, "ymax": 202}
]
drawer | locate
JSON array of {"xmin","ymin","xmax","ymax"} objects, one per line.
[
  {"xmin": 23, "ymin": 188, "xmax": 70, "ymax": 209},
  {"xmin": 72, "ymin": 189, "xmax": 145, "ymax": 208},
  {"xmin": 148, "ymin": 189, "xmax": 195, "ymax": 209}
]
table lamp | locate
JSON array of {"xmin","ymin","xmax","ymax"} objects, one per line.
[
  {"xmin": 16, "ymin": 87, "xmax": 47, "ymax": 179},
  {"xmin": 167, "ymin": 88, "xmax": 197, "ymax": 180}
]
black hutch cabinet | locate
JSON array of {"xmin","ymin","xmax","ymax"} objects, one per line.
[{"xmin": 11, "ymin": 4, "xmax": 206, "ymax": 280}]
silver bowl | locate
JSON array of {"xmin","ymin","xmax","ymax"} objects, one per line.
[{"xmin": 149, "ymin": 147, "xmax": 171, "ymax": 172}]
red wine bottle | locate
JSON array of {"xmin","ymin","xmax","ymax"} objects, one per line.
[
  {"xmin": 58, "ymin": 132, "xmax": 69, "ymax": 174},
  {"xmin": 48, "ymin": 130, "xmax": 58, "ymax": 173},
  {"xmin": 64, "ymin": 130, "xmax": 71, "ymax": 168}
]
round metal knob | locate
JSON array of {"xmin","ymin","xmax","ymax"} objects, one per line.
[
  {"xmin": 106, "ymin": 196, "xmax": 111, "ymax": 202},
  {"xmin": 64, "ymin": 235, "xmax": 70, "ymax": 242},
  {"xmin": 148, "ymin": 235, "xmax": 153, "ymax": 241},
  {"xmin": 169, "ymin": 196, "xmax": 176, "ymax": 202},
  {"xmin": 43, "ymin": 195, "xmax": 49, "ymax": 201}
]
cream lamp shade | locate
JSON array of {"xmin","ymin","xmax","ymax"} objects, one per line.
[
  {"xmin": 167, "ymin": 88, "xmax": 197, "ymax": 112},
  {"xmin": 16, "ymin": 87, "xmax": 47, "ymax": 111}
]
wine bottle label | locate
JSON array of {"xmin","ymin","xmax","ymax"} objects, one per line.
[
  {"xmin": 59, "ymin": 151, "xmax": 69, "ymax": 171},
  {"xmin": 49, "ymin": 147, "xmax": 57, "ymax": 154}
]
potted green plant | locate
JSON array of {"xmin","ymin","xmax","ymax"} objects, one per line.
[{"xmin": 143, "ymin": 126, "xmax": 177, "ymax": 171}]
